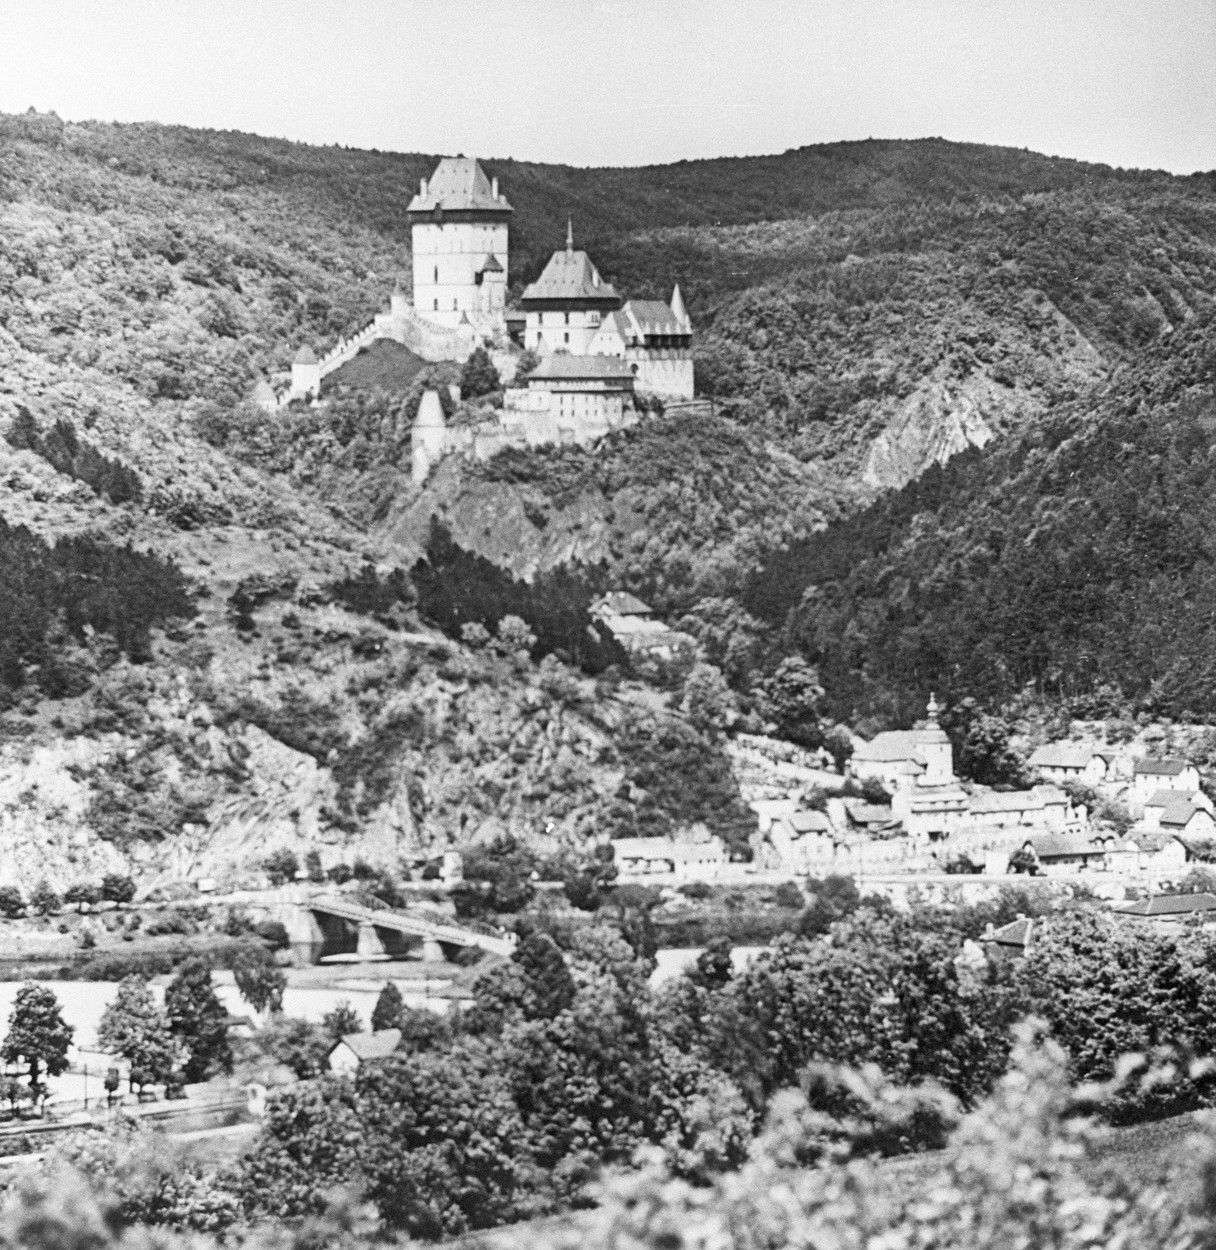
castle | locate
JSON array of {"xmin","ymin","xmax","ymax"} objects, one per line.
[{"xmin": 264, "ymin": 156, "xmax": 699, "ymax": 475}]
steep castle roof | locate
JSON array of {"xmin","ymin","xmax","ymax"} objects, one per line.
[
  {"xmin": 521, "ymin": 248, "xmax": 620, "ymax": 305},
  {"xmin": 415, "ymin": 390, "xmax": 446, "ymax": 428},
  {"xmin": 528, "ymin": 353, "xmax": 634, "ymax": 382},
  {"xmin": 407, "ymin": 156, "xmax": 512, "ymax": 214},
  {"xmin": 623, "ymin": 299, "xmax": 688, "ymax": 337}
]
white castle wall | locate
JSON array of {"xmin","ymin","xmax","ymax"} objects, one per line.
[
  {"xmin": 412, "ymin": 220, "xmax": 509, "ymax": 328},
  {"xmin": 630, "ymin": 352, "xmax": 695, "ymax": 400}
]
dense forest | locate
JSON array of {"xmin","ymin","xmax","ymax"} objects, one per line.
[
  {"xmin": 742, "ymin": 311, "xmax": 1216, "ymax": 722},
  {"xmin": 0, "ymin": 519, "xmax": 192, "ymax": 705}
]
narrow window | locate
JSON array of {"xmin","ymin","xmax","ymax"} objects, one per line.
[{"xmin": 434, "ymin": 266, "xmax": 438, "ymax": 283}]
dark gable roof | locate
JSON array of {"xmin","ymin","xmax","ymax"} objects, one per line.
[
  {"xmin": 1028, "ymin": 834, "xmax": 1105, "ymax": 859},
  {"xmin": 407, "ymin": 157, "xmax": 511, "ymax": 214},
  {"xmin": 593, "ymin": 591, "xmax": 653, "ymax": 617},
  {"xmin": 624, "ymin": 299, "xmax": 685, "ymax": 337},
  {"xmin": 335, "ymin": 1028, "xmax": 401, "ymax": 1060},
  {"xmin": 1114, "ymin": 893, "xmax": 1216, "ymax": 917},
  {"xmin": 1134, "ymin": 757, "xmax": 1190, "ymax": 776},
  {"xmin": 521, "ymin": 250, "xmax": 620, "ymax": 305},
  {"xmin": 529, "ymin": 353, "xmax": 634, "ymax": 382},
  {"xmin": 1028, "ymin": 744, "xmax": 1095, "ymax": 770},
  {"xmin": 479, "ymin": 253, "xmax": 504, "ymax": 273},
  {"xmin": 983, "ymin": 917, "xmax": 1033, "ymax": 947}
]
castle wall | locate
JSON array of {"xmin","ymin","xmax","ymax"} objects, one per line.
[
  {"xmin": 630, "ymin": 352, "xmax": 695, "ymax": 400},
  {"xmin": 526, "ymin": 309, "xmax": 603, "ymax": 354},
  {"xmin": 412, "ymin": 220, "xmax": 508, "ymax": 328}
]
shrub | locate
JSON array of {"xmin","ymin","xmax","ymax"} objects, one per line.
[
  {"xmin": 0, "ymin": 887, "xmax": 24, "ymax": 919},
  {"xmin": 262, "ymin": 849, "xmax": 299, "ymax": 886},
  {"xmin": 30, "ymin": 880, "xmax": 60, "ymax": 917},
  {"xmin": 100, "ymin": 874, "xmax": 137, "ymax": 905}
]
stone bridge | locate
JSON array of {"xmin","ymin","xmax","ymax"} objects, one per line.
[{"xmin": 287, "ymin": 892, "xmax": 516, "ymax": 964}]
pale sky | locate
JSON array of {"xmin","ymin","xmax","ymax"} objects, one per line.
[{"xmin": 1, "ymin": 0, "xmax": 1213, "ymax": 173}]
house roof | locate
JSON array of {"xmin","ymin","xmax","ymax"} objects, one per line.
[
  {"xmin": 843, "ymin": 800, "xmax": 900, "ymax": 827},
  {"xmin": 407, "ymin": 157, "xmax": 511, "ymax": 214},
  {"xmin": 609, "ymin": 836, "xmax": 723, "ymax": 863},
  {"xmin": 335, "ymin": 1028, "xmax": 401, "ymax": 1061},
  {"xmin": 1027, "ymin": 834, "xmax": 1105, "ymax": 859},
  {"xmin": 970, "ymin": 785, "xmax": 1067, "ymax": 814},
  {"xmin": 1146, "ymin": 788, "xmax": 1196, "ymax": 808},
  {"xmin": 1129, "ymin": 830, "xmax": 1184, "ymax": 853},
  {"xmin": 852, "ymin": 731, "xmax": 930, "ymax": 764},
  {"xmin": 480, "ymin": 253, "xmax": 504, "ymax": 274},
  {"xmin": 529, "ymin": 353, "xmax": 635, "ymax": 382},
  {"xmin": 1160, "ymin": 800, "xmax": 1209, "ymax": 829},
  {"xmin": 983, "ymin": 917, "xmax": 1033, "ymax": 947},
  {"xmin": 1134, "ymin": 757, "xmax": 1190, "ymax": 776},
  {"xmin": 522, "ymin": 249, "xmax": 620, "ymax": 305},
  {"xmin": 1028, "ymin": 744, "xmax": 1094, "ymax": 770},
  {"xmin": 592, "ymin": 591, "xmax": 653, "ymax": 617},
  {"xmin": 1114, "ymin": 893, "xmax": 1216, "ymax": 918},
  {"xmin": 786, "ymin": 810, "xmax": 834, "ymax": 835}
]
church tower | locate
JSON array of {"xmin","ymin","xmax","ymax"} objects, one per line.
[{"xmin": 407, "ymin": 156, "xmax": 511, "ymax": 330}]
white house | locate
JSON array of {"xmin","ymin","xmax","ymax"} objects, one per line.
[
  {"xmin": 521, "ymin": 224, "xmax": 622, "ymax": 354},
  {"xmin": 967, "ymin": 785, "xmax": 1076, "ymax": 833},
  {"xmin": 1027, "ymin": 743, "xmax": 1108, "ymax": 786},
  {"xmin": 328, "ymin": 1028, "xmax": 401, "ymax": 1076},
  {"xmin": 1131, "ymin": 758, "xmax": 1201, "ymax": 802},
  {"xmin": 610, "ymin": 835, "xmax": 728, "ymax": 882},
  {"xmin": 1142, "ymin": 790, "xmax": 1215, "ymax": 833}
]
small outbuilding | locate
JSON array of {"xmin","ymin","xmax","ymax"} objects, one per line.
[{"xmin": 328, "ymin": 1028, "xmax": 401, "ymax": 1076}]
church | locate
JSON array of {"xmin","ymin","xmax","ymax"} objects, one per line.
[{"xmin": 267, "ymin": 155, "xmax": 697, "ymax": 453}]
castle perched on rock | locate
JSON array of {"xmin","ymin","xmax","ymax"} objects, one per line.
[{"xmin": 259, "ymin": 156, "xmax": 701, "ymax": 476}]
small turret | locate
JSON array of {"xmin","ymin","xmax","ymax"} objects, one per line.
[
  {"xmin": 290, "ymin": 345, "xmax": 321, "ymax": 400},
  {"xmin": 926, "ymin": 692, "xmax": 941, "ymax": 725},
  {"xmin": 411, "ymin": 390, "xmax": 449, "ymax": 485},
  {"xmin": 566, "ymin": 216, "xmax": 574, "ymax": 254},
  {"xmin": 670, "ymin": 283, "xmax": 691, "ymax": 332}
]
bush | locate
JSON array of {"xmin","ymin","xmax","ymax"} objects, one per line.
[
  {"xmin": 30, "ymin": 880, "xmax": 60, "ymax": 917},
  {"xmin": 255, "ymin": 920, "xmax": 290, "ymax": 951},
  {"xmin": 100, "ymin": 874, "xmax": 137, "ymax": 905},
  {"xmin": 262, "ymin": 849, "xmax": 299, "ymax": 887},
  {"xmin": 0, "ymin": 887, "xmax": 24, "ymax": 919}
]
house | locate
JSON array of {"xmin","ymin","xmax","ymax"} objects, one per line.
[
  {"xmin": 589, "ymin": 592, "xmax": 693, "ymax": 660},
  {"xmin": 609, "ymin": 835, "xmax": 728, "ymax": 882},
  {"xmin": 1024, "ymin": 834, "xmax": 1109, "ymax": 876},
  {"xmin": 328, "ymin": 1028, "xmax": 401, "ymax": 1075},
  {"xmin": 1152, "ymin": 796, "xmax": 1216, "ymax": 839},
  {"xmin": 1126, "ymin": 830, "xmax": 1190, "ymax": 875},
  {"xmin": 1131, "ymin": 758, "xmax": 1201, "ymax": 802},
  {"xmin": 967, "ymin": 785, "xmax": 1076, "ymax": 833},
  {"xmin": 1027, "ymin": 744, "xmax": 1108, "ymax": 786},
  {"xmin": 502, "ymin": 353, "xmax": 637, "ymax": 444},
  {"xmin": 891, "ymin": 783, "xmax": 971, "ymax": 841},
  {"xmin": 756, "ymin": 809, "xmax": 837, "ymax": 874},
  {"xmin": 1112, "ymin": 893, "xmax": 1216, "ymax": 923},
  {"xmin": 841, "ymin": 800, "xmax": 903, "ymax": 835}
]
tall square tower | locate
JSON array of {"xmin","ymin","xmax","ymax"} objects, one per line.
[{"xmin": 407, "ymin": 156, "xmax": 511, "ymax": 329}]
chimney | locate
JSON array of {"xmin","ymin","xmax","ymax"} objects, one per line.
[
  {"xmin": 491, "ymin": 176, "xmax": 499, "ymax": 198},
  {"xmin": 420, "ymin": 177, "xmax": 429, "ymax": 198}
]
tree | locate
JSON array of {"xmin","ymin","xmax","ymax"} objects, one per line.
[
  {"xmin": 0, "ymin": 887, "xmax": 24, "ymax": 918},
  {"xmin": 259, "ymin": 1016, "xmax": 332, "ymax": 1080},
  {"xmin": 100, "ymin": 873, "xmax": 136, "ymax": 904},
  {"xmin": 680, "ymin": 662, "xmax": 738, "ymax": 734},
  {"xmin": 303, "ymin": 849, "xmax": 324, "ymax": 883},
  {"xmin": 97, "ymin": 976, "xmax": 176, "ymax": 1096},
  {"xmin": 322, "ymin": 1001, "xmax": 362, "ymax": 1043},
  {"xmin": 2, "ymin": 983, "xmax": 74, "ymax": 1097},
  {"xmin": 940, "ymin": 698, "xmax": 1030, "ymax": 787},
  {"xmin": 29, "ymin": 879, "xmax": 60, "ymax": 917},
  {"xmin": 512, "ymin": 932, "xmax": 576, "ymax": 1020},
  {"xmin": 357, "ymin": 1041, "xmax": 535, "ymax": 1237},
  {"xmin": 371, "ymin": 982, "xmax": 404, "ymax": 1032},
  {"xmin": 262, "ymin": 849, "xmax": 299, "ymax": 886},
  {"xmin": 459, "ymin": 346, "xmax": 501, "ymax": 400},
  {"xmin": 797, "ymin": 874, "xmax": 864, "ymax": 938},
  {"xmin": 165, "ymin": 959, "xmax": 232, "ymax": 1083},
  {"xmin": 63, "ymin": 882, "xmax": 101, "ymax": 912},
  {"xmin": 513, "ymin": 348, "xmax": 541, "ymax": 382},
  {"xmin": 754, "ymin": 656, "xmax": 825, "ymax": 748},
  {"xmin": 233, "ymin": 945, "xmax": 286, "ymax": 1016},
  {"xmin": 687, "ymin": 936, "xmax": 734, "ymax": 992}
]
